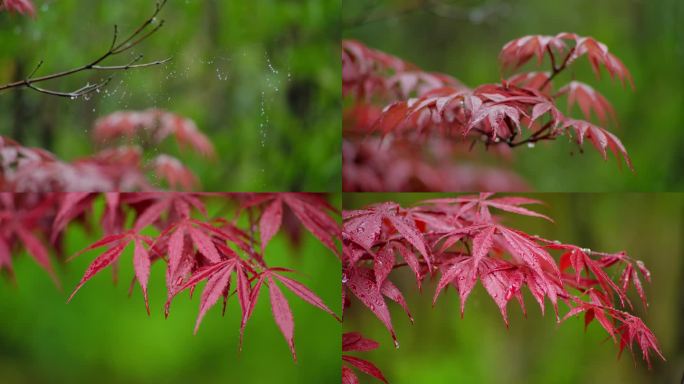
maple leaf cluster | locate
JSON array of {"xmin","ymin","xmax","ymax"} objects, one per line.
[
  {"xmin": 343, "ymin": 33, "xmax": 634, "ymax": 192},
  {"xmin": 93, "ymin": 109, "xmax": 215, "ymax": 158},
  {"xmin": 0, "ymin": 192, "xmax": 341, "ymax": 360},
  {"xmin": 1, "ymin": 109, "xmax": 213, "ymax": 191},
  {"xmin": 342, "ymin": 136, "xmax": 527, "ymax": 192},
  {"xmin": 0, "ymin": 0, "xmax": 35, "ymax": 16},
  {"xmin": 342, "ymin": 194, "xmax": 662, "ymax": 382}
]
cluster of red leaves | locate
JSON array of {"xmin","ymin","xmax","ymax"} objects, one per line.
[
  {"xmin": 0, "ymin": 192, "xmax": 341, "ymax": 360},
  {"xmin": 343, "ymin": 137, "xmax": 527, "ymax": 192},
  {"xmin": 342, "ymin": 194, "xmax": 663, "ymax": 382},
  {"xmin": 0, "ymin": 137, "xmax": 194, "ymax": 191},
  {"xmin": 343, "ymin": 33, "xmax": 634, "ymax": 191},
  {"xmin": 343, "ymin": 39, "xmax": 466, "ymax": 102},
  {"xmin": 1, "ymin": 109, "xmax": 212, "ymax": 191},
  {"xmin": 0, "ymin": 0, "xmax": 35, "ymax": 16},
  {"xmin": 93, "ymin": 109, "xmax": 215, "ymax": 158}
]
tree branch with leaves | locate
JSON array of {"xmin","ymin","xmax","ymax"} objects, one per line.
[
  {"xmin": 343, "ymin": 33, "xmax": 635, "ymax": 191},
  {"xmin": 342, "ymin": 194, "xmax": 663, "ymax": 383}
]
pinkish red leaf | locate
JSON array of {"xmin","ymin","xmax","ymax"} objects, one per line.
[
  {"xmin": 187, "ymin": 225, "xmax": 221, "ymax": 263},
  {"xmin": 194, "ymin": 261, "xmax": 234, "ymax": 334},
  {"xmin": 15, "ymin": 226, "xmax": 58, "ymax": 285},
  {"xmin": 347, "ymin": 267, "xmax": 397, "ymax": 344},
  {"xmin": 343, "ymin": 332, "xmax": 380, "ymax": 352},
  {"xmin": 273, "ymin": 272, "xmax": 340, "ymax": 321},
  {"xmin": 260, "ymin": 198, "xmax": 283, "ymax": 253},
  {"xmin": 342, "ymin": 356, "xmax": 389, "ymax": 384},
  {"xmin": 284, "ymin": 194, "xmax": 340, "ymax": 256},
  {"xmin": 133, "ymin": 238, "xmax": 152, "ymax": 314},
  {"xmin": 471, "ymin": 225, "xmax": 495, "ymax": 268},
  {"xmin": 68, "ymin": 242, "xmax": 128, "ymax": 302},
  {"xmin": 342, "ymin": 366, "xmax": 359, "ymax": 384},
  {"xmin": 268, "ymin": 276, "xmax": 297, "ymax": 360},
  {"xmin": 51, "ymin": 192, "xmax": 92, "ymax": 242}
]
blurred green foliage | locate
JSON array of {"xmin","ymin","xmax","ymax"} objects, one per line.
[
  {"xmin": 0, "ymin": 195, "xmax": 342, "ymax": 383},
  {"xmin": 343, "ymin": 0, "xmax": 684, "ymax": 191},
  {"xmin": 0, "ymin": 0, "xmax": 341, "ymax": 191},
  {"xmin": 343, "ymin": 193, "xmax": 684, "ymax": 383}
]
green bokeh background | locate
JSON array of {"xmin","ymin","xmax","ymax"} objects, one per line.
[
  {"xmin": 0, "ymin": 0, "xmax": 341, "ymax": 191},
  {"xmin": 0, "ymin": 195, "xmax": 342, "ymax": 383},
  {"xmin": 344, "ymin": 193, "xmax": 684, "ymax": 383},
  {"xmin": 343, "ymin": 0, "xmax": 684, "ymax": 192}
]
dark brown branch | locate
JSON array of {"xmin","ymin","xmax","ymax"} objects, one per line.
[
  {"xmin": 507, "ymin": 133, "xmax": 553, "ymax": 148},
  {"xmin": 469, "ymin": 119, "xmax": 558, "ymax": 149},
  {"xmin": 0, "ymin": 0, "xmax": 170, "ymax": 98},
  {"xmin": 540, "ymin": 46, "xmax": 576, "ymax": 90}
]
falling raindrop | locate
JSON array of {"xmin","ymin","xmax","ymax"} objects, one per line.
[
  {"xmin": 215, "ymin": 67, "xmax": 229, "ymax": 81},
  {"xmin": 259, "ymin": 91, "xmax": 268, "ymax": 147},
  {"xmin": 265, "ymin": 55, "xmax": 279, "ymax": 75}
]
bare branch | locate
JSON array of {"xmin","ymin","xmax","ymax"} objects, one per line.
[{"xmin": 0, "ymin": 0, "xmax": 169, "ymax": 97}]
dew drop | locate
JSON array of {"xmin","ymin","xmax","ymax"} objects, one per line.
[
  {"xmin": 527, "ymin": 142, "xmax": 536, "ymax": 148},
  {"xmin": 394, "ymin": 339, "xmax": 400, "ymax": 349},
  {"xmin": 505, "ymin": 287, "xmax": 514, "ymax": 301}
]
